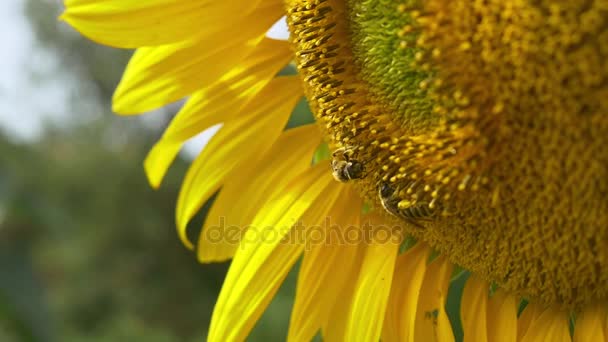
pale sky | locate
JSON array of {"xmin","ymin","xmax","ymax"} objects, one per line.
[
  {"xmin": 0, "ymin": 2, "xmax": 289, "ymax": 159},
  {"xmin": 0, "ymin": 0, "xmax": 73, "ymax": 142}
]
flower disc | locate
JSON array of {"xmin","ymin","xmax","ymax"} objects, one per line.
[{"xmin": 287, "ymin": 0, "xmax": 608, "ymax": 308}]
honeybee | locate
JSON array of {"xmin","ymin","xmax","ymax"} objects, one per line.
[
  {"xmin": 377, "ymin": 182, "xmax": 436, "ymax": 228},
  {"xmin": 331, "ymin": 146, "xmax": 365, "ymax": 182}
]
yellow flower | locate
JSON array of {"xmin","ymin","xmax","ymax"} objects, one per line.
[{"xmin": 62, "ymin": 0, "xmax": 608, "ymax": 341}]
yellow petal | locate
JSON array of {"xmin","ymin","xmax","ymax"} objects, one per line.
[
  {"xmin": 161, "ymin": 38, "xmax": 293, "ymax": 141},
  {"xmin": 345, "ymin": 213, "xmax": 401, "ymax": 342},
  {"xmin": 414, "ymin": 255, "xmax": 455, "ymax": 342},
  {"xmin": 143, "ymin": 138, "xmax": 184, "ymax": 190},
  {"xmin": 198, "ymin": 124, "xmax": 322, "ymax": 263},
  {"xmin": 574, "ymin": 303, "xmax": 607, "ymax": 342},
  {"xmin": 520, "ymin": 307, "xmax": 571, "ymax": 342},
  {"xmin": 61, "ymin": 0, "xmax": 267, "ymax": 48},
  {"xmin": 143, "ymin": 38, "xmax": 292, "ymax": 188},
  {"xmin": 112, "ymin": 5, "xmax": 285, "ymax": 114},
  {"xmin": 322, "ymin": 242, "xmax": 367, "ymax": 342},
  {"xmin": 487, "ymin": 290, "xmax": 518, "ymax": 342},
  {"xmin": 287, "ymin": 186, "xmax": 362, "ymax": 342},
  {"xmin": 208, "ymin": 165, "xmax": 341, "ymax": 342},
  {"xmin": 175, "ymin": 76, "xmax": 302, "ymax": 249},
  {"xmin": 461, "ymin": 275, "xmax": 489, "ymax": 342},
  {"xmin": 518, "ymin": 302, "xmax": 544, "ymax": 341},
  {"xmin": 606, "ymin": 314, "xmax": 608, "ymax": 341},
  {"xmin": 382, "ymin": 243, "xmax": 431, "ymax": 342}
]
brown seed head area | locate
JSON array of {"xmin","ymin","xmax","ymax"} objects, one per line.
[{"xmin": 286, "ymin": 0, "xmax": 608, "ymax": 308}]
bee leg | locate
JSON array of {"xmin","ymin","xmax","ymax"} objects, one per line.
[{"xmin": 342, "ymin": 147, "xmax": 354, "ymax": 161}]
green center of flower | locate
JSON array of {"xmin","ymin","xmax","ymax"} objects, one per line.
[
  {"xmin": 286, "ymin": 0, "xmax": 608, "ymax": 309},
  {"xmin": 347, "ymin": 0, "xmax": 438, "ymax": 133}
]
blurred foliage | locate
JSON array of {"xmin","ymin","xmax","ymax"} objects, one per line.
[
  {"xmin": 1, "ymin": 125, "xmax": 219, "ymax": 340},
  {"xmin": 0, "ymin": 120, "xmax": 299, "ymax": 341}
]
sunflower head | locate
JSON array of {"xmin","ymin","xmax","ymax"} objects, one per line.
[{"xmin": 288, "ymin": 0, "xmax": 608, "ymax": 309}]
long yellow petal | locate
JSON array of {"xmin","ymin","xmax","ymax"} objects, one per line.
[
  {"xmin": 461, "ymin": 275, "xmax": 489, "ymax": 342},
  {"xmin": 143, "ymin": 38, "xmax": 292, "ymax": 188},
  {"xmin": 61, "ymin": 0, "xmax": 268, "ymax": 48},
  {"xmin": 606, "ymin": 313, "xmax": 608, "ymax": 342},
  {"xmin": 287, "ymin": 186, "xmax": 361, "ymax": 342},
  {"xmin": 345, "ymin": 213, "xmax": 401, "ymax": 342},
  {"xmin": 414, "ymin": 255, "xmax": 455, "ymax": 342},
  {"xmin": 322, "ymin": 242, "xmax": 367, "ymax": 342},
  {"xmin": 112, "ymin": 4, "xmax": 285, "ymax": 114},
  {"xmin": 382, "ymin": 243, "xmax": 431, "ymax": 342},
  {"xmin": 486, "ymin": 290, "xmax": 518, "ymax": 342},
  {"xmin": 520, "ymin": 307, "xmax": 571, "ymax": 342},
  {"xmin": 175, "ymin": 76, "xmax": 302, "ymax": 249},
  {"xmin": 517, "ymin": 302, "xmax": 544, "ymax": 341},
  {"xmin": 574, "ymin": 303, "xmax": 607, "ymax": 342},
  {"xmin": 198, "ymin": 125, "xmax": 322, "ymax": 263},
  {"xmin": 161, "ymin": 38, "xmax": 293, "ymax": 142},
  {"xmin": 207, "ymin": 166, "xmax": 341, "ymax": 342},
  {"xmin": 143, "ymin": 139, "xmax": 184, "ymax": 190}
]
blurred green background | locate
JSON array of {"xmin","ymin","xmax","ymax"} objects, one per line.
[{"xmin": 0, "ymin": 1, "xmax": 304, "ymax": 341}]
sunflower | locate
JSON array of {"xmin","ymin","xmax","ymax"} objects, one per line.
[{"xmin": 61, "ymin": 0, "xmax": 608, "ymax": 341}]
